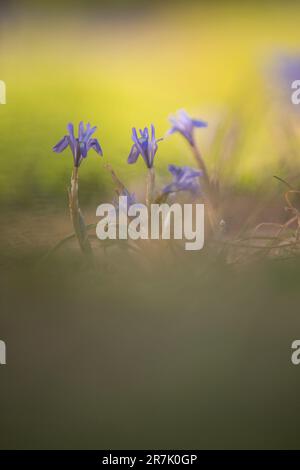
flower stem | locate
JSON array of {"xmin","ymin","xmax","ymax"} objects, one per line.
[
  {"xmin": 68, "ymin": 167, "xmax": 95, "ymax": 264},
  {"xmin": 191, "ymin": 143, "xmax": 210, "ymax": 188},
  {"xmin": 146, "ymin": 167, "xmax": 155, "ymax": 207},
  {"xmin": 191, "ymin": 143, "xmax": 218, "ymax": 231}
]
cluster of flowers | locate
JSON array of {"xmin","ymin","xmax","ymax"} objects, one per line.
[
  {"xmin": 52, "ymin": 110, "xmax": 211, "ymax": 260},
  {"xmin": 53, "ymin": 110, "xmax": 207, "ymax": 198}
]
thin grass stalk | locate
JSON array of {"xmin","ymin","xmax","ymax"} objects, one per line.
[{"xmin": 68, "ymin": 167, "xmax": 95, "ymax": 264}]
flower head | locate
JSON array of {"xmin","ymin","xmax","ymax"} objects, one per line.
[
  {"xmin": 168, "ymin": 109, "xmax": 207, "ymax": 145},
  {"xmin": 274, "ymin": 54, "xmax": 300, "ymax": 84},
  {"xmin": 163, "ymin": 165, "xmax": 202, "ymax": 194},
  {"xmin": 53, "ymin": 122, "xmax": 103, "ymax": 167},
  {"xmin": 127, "ymin": 124, "xmax": 162, "ymax": 169}
]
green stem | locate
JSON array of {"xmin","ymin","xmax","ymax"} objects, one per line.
[{"xmin": 68, "ymin": 167, "xmax": 95, "ymax": 263}]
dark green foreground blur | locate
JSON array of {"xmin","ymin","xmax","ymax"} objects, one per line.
[{"xmin": 0, "ymin": 246, "xmax": 300, "ymax": 449}]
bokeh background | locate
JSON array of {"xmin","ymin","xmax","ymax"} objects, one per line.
[
  {"xmin": 1, "ymin": 0, "xmax": 300, "ymax": 450},
  {"xmin": 2, "ymin": 0, "xmax": 300, "ymax": 209}
]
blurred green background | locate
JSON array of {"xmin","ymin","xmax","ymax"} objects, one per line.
[{"xmin": 2, "ymin": 1, "xmax": 300, "ymax": 210}]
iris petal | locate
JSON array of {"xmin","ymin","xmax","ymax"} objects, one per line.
[
  {"xmin": 88, "ymin": 138, "xmax": 103, "ymax": 155},
  {"xmin": 67, "ymin": 123, "xmax": 75, "ymax": 140},
  {"xmin": 127, "ymin": 144, "xmax": 140, "ymax": 164},
  {"xmin": 192, "ymin": 119, "xmax": 208, "ymax": 128},
  {"xmin": 53, "ymin": 135, "xmax": 69, "ymax": 153}
]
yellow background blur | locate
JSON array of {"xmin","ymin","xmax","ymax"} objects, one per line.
[{"xmin": 1, "ymin": 2, "xmax": 300, "ymax": 205}]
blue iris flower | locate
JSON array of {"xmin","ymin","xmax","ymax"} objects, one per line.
[
  {"xmin": 127, "ymin": 125, "xmax": 163, "ymax": 168},
  {"xmin": 168, "ymin": 109, "xmax": 207, "ymax": 146},
  {"xmin": 53, "ymin": 122, "xmax": 103, "ymax": 167},
  {"xmin": 163, "ymin": 165, "xmax": 202, "ymax": 194}
]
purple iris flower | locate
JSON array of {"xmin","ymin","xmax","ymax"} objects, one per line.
[
  {"xmin": 53, "ymin": 122, "xmax": 103, "ymax": 167},
  {"xmin": 168, "ymin": 109, "xmax": 207, "ymax": 145},
  {"xmin": 163, "ymin": 165, "xmax": 202, "ymax": 194},
  {"xmin": 274, "ymin": 54, "xmax": 300, "ymax": 85},
  {"xmin": 127, "ymin": 125, "xmax": 163, "ymax": 168}
]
